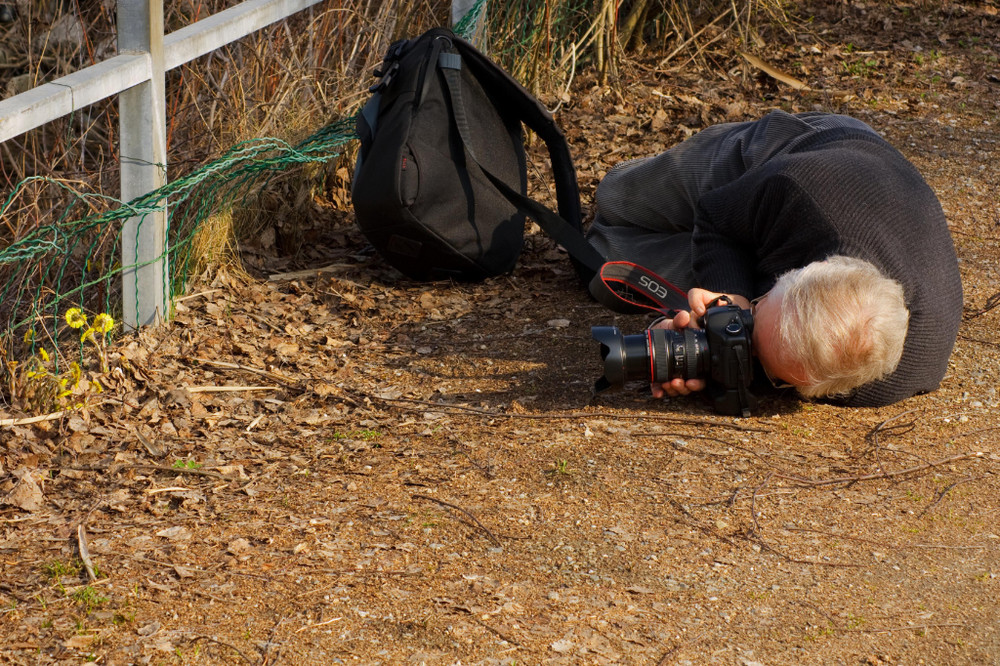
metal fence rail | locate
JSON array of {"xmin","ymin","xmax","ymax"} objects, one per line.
[{"xmin": 0, "ymin": 0, "xmax": 326, "ymax": 328}]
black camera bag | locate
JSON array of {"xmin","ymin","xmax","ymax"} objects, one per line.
[{"xmin": 351, "ymin": 27, "xmax": 605, "ymax": 281}]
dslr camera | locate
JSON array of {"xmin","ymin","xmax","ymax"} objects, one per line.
[{"xmin": 592, "ymin": 301, "xmax": 758, "ymax": 417}]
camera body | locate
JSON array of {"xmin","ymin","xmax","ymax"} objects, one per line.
[
  {"xmin": 701, "ymin": 304, "xmax": 757, "ymax": 417},
  {"xmin": 592, "ymin": 303, "xmax": 758, "ymax": 417}
]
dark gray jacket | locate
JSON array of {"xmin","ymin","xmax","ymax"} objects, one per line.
[{"xmin": 588, "ymin": 111, "xmax": 962, "ymax": 406}]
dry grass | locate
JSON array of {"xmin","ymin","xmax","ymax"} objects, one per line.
[
  {"xmin": 0, "ymin": 0, "xmax": 788, "ymax": 185},
  {"xmin": 0, "ymin": 0, "xmax": 792, "ymax": 347}
]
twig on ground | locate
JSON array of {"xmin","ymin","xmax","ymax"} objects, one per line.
[
  {"xmin": 749, "ymin": 472, "xmax": 773, "ymax": 535},
  {"xmin": 412, "ymin": 494, "xmax": 502, "ymax": 547},
  {"xmin": 0, "ymin": 399, "xmax": 114, "ymax": 428},
  {"xmin": 195, "ymin": 358, "xmax": 300, "ymax": 387},
  {"xmin": 294, "ymin": 617, "xmax": 342, "ymax": 633},
  {"xmin": 372, "ymin": 395, "xmax": 770, "ymax": 432},
  {"xmin": 776, "ymin": 452, "xmax": 984, "ymax": 488},
  {"xmin": 795, "ymin": 599, "xmax": 840, "ymax": 630},
  {"xmin": 185, "ymin": 385, "xmax": 279, "ymax": 394},
  {"xmin": 76, "ymin": 524, "xmax": 98, "ymax": 582},
  {"xmin": 747, "ymin": 535, "xmax": 864, "ymax": 569},
  {"xmin": 135, "ymin": 427, "xmax": 165, "ymax": 457},
  {"xmin": 470, "ymin": 615, "xmax": 521, "ymax": 646},
  {"xmin": 657, "ymin": 8, "xmax": 732, "ymax": 68},
  {"xmin": 863, "ymin": 408, "xmax": 920, "ymax": 476},
  {"xmin": 962, "ymin": 290, "xmax": 1000, "ymax": 320},
  {"xmin": 656, "ymin": 631, "xmax": 703, "ymax": 665},
  {"xmin": 0, "ymin": 410, "xmax": 67, "ymax": 427},
  {"xmin": 128, "ymin": 464, "xmax": 228, "ymax": 480},
  {"xmin": 740, "ymin": 52, "xmax": 811, "ymax": 90},
  {"xmin": 260, "ymin": 614, "xmax": 287, "ymax": 666},
  {"xmin": 848, "ymin": 622, "xmax": 966, "ymax": 634},
  {"xmin": 175, "ymin": 289, "xmax": 222, "ymax": 302},
  {"xmin": 786, "ymin": 526, "xmax": 989, "ymax": 551},
  {"xmin": 246, "ymin": 312, "xmax": 284, "ymax": 333},
  {"xmin": 916, "ymin": 475, "xmax": 978, "ymax": 519},
  {"xmin": 187, "ymin": 635, "xmax": 255, "ymax": 665}
]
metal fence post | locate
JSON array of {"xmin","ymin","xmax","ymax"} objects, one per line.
[{"xmin": 118, "ymin": 0, "xmax": 168, "ymax": 328}]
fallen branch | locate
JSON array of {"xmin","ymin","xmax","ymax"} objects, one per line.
[
  {"xmin": 0, "ymin": 410, "xmax": 67, "ymax": 427},
  {"xmin": 76, "ymin": 524, "xmax": 99, "ymax": 582},
  {"xmin": 294, "ymin": 617, "xmax": 342, "ymax": 634},
  {"xmin": 916, "ymin": 475, "xmax": 978, "ymax": 519},
  {"xmin": 657, "ymin": 633, "xmax": 704, "ymax": 666},
  {"xmin": 245, "ymin": 312, "xmax": 284, "ymax": 334},
  {"xmin": 740, "ymin": 52, "xmax": 810, "ymax": 90},
  {"xmin": 786, "ymin": 526, "xmax": 989, "ymax": 551},
  {"xmin": 127, "ymin": 464, "xmax": 228, "ymax": 480},
  {"xmin": 657, "ymin": 8, "xmax": 732, "ymax": 68},
  {"xmin": 185, "ymin": 385, "xmax": 279, "ymax": 394},
  {"xmin": 412, "ymin": 494, "xmax": 502, "ymax": 547},
  {"xmin": 848, "ymin": 622, "xmax": 966, "ymax": 634},
  {"xmin": 66, "ymin": 463, "xmax": 227, "ymax": 480},
  {"xmin": 776, "ymin": 452, "xmax": 984, "ymax": 488},
  {"xmin": 187, "ymin": 635, "xmax": 255, "ymax": 665},
  {"xmin": 471, "ymin": 615, "xmax": 521, "ymax": 646},
  {"xmin": 372, "ymin": 395, "xmax": 770, "ymax": 433},
  {"xmin": 174, "ymin": 289, "xmax": 221, "ymax": 303},
  {"xmin": 194, "ymin": 358, "xmax": 300, "ymax": 387},
  {"xmin": 749, "ymin": 472, "xmax": 774, "ymax": 535},
  {"xmin": 268, "ymin": 263, "xmax": 356, "ymax": 281}
]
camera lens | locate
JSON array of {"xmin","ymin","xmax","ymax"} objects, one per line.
[{"xmin": 592, "ymin": 325, "xmax": 708, "ymax": 391}]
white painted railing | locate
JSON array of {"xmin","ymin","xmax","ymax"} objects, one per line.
[
  {"xmin": 0, "ymin": 0, "xmax": 482, "ymax": 328},
  {"xmin": 0, "ymin": 0, "xmax": 326, "ymax": 328}
]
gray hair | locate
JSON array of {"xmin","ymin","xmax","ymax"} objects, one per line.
[{"xmin": 772, "ymin": 256, "xmax": 909, "ymax": 399}]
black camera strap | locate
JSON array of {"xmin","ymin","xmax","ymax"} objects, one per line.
[{"xmin": 588, "ymin": 261, "xmax": 690, "ymax": 316}]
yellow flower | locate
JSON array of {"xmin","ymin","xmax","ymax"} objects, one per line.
[
  {"xmin": 39, "ymin": 348, "xmax": 50, "ymax": 362},
  {"xmin": 69, "ymin": 362, "xmax": 82, "ymax": 386},
  {"xmin": 65, "ymin": 308, "xmax": 87, "ymax": 329},
  {"xmin": 22, "ymin": 329, "xmax": 35, "ymax": 343},
  {"xmin": 80, "ymin": 327, "xmax": 96, "ymax": 343},
  {"xmin": 93, "ymin": 313, "xmax": 115, "ymax": 334}
]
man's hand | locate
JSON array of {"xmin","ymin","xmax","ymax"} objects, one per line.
[
  {"xmin": 686, "ymin": 288, "xmax": 751, "ymax": 319},
  {"xmin": 648, "ymin": 314, "xmax": 706, "ymax": 398},
  {"xmin": 648, "ymin": 288, "xmax": 751, "ymax": 399}
]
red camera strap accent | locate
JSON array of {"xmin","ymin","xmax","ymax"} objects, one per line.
[{"xmin": 588, "ymin": 261, "xmax": 690, "ymax": 316}]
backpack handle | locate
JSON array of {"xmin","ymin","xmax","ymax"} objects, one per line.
[{"xmin": 441, "ymin": 34, "xmax": 606, "ymax": 277}]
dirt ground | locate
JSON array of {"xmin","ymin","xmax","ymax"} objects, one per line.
[{"xmin": 2, "ymin": 2, "xmax": 1000, "ymax": 664}]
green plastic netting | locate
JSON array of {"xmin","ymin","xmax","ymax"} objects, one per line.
[
  {"xmin": 0, "ymin": 0, "xmax": 584, "ymax": 370},
  {"xmin": 0, "ymin": 116, "xmax": 358, "ymax": 364}
]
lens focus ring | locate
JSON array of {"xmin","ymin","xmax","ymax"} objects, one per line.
[{"xmin": 650, "ymin": 328, "xmax": 670, "ymax": 383}]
